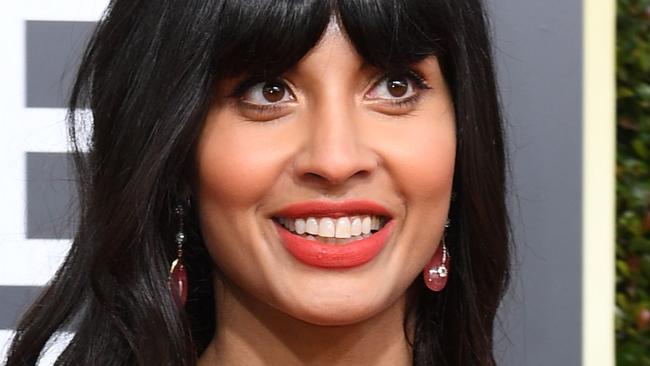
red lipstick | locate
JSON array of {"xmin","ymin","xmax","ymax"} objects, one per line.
[
  {"xmin": 272, "ymin": 200, "xmax": 394, "ymax": 268},
  {"xmin": 272, "ymin": 200, "xmax": 392, "ymax": 219}
]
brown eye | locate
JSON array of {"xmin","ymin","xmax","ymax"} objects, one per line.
[
  {"xmin": 365, "ymin": 73, "xmax": 420, "ymax": 102},
  {"xmin": 386, "ymin": 78, "xmax": 409, "ymax": 97},
  {"xmin": 241, "ymin": 80, "xmax": 295, "ymax": 105},
  {"xmin": 262, "ymin": 82, "xmax": 286, "ymax": 103}
]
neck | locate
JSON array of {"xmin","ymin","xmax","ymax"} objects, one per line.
[{"xmin": 198, "ymin": 276, "xmax": 414, "ymax": 366}]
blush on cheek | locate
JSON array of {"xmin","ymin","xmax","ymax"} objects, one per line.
[
  {"xmin": 411, "ymin": 127, "xmax": 455, "ymax": 198},
  {"xmin": 199, "ymin": 156, "xmax": 266, "ymax": 206},
  {"xmin": 408, "ymin": 155, "xmax": 455, "ymax": 201},
  {"xmin": 196, "ymin": 133, "xmax": 269, "ymax": 208},
  {"xmin": 385, "ymin": 134, "xmax": 456, "ymax": 203},
  {"xmin": 196, "ymin": 109, "xmax": 295, "ymax": 208}
]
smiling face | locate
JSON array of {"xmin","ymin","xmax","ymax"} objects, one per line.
[{"xmin": 195, "ymin": 22, "xmax": 456, "ymax": 326}]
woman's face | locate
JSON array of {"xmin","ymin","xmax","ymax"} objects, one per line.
[{"xmin": 196, "ymin": 23, "xmax": 456, "ymax": 325}]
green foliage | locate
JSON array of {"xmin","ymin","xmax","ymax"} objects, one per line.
[{"xmin": 617, "ymin": 0, "xmax": 650, "ymax": 364}]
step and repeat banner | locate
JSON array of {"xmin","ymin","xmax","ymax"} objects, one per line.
[
  {"xmin": 0, "ymin": 1, "xmax": 614, "ymax": 365},
  {"xmin": 0, "ymin": 2, "xmax": 109, "ymax": 363}
]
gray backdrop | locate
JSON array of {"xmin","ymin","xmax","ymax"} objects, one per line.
[
  {"xmin": 2, "ymin": 1, "xmax": 584, "ymax": 364},
  {"xmin": 490, "ymin": 0, "xmax": 583, "ymax": 365}
]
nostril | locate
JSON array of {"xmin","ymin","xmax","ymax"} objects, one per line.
[
  {"xmin": 293, "ymin": 142, "xmax": 378, "ymax": 187},
  {"xmin": 300, "ymin": 169, "xmax": 373, "ymax": 188}
]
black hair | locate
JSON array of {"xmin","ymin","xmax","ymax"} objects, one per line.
[{"xmin": 5, "ymin": 1, "xmax": 509, "ymax": 365}]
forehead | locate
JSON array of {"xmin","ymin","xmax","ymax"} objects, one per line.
[{"xmin": 290, "ymin": 19, "xmax": 362, "ymax": 75}]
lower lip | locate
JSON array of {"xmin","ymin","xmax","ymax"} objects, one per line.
[{"xmin": 275, "ymin": 220, "xmax": 395, "ymax": 268}]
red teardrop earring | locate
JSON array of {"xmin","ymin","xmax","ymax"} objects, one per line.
[
  {"xmin": 169, "ymin": 204, "xmax": 188, "ymax": 307},
  {"xmin": 423, "ymin": 219, "xmax": 451, "ymax": 292}
]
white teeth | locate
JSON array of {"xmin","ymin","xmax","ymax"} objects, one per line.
[
  {"xmin": 335, "ymin": 217, "xmax": 351, "ymax": 239},
  {"xmin": 318, "ymin": 218, "xmax": 336, "ymax": 238},
  {"xmin": 351, "ymin": 217, "xmax": 362, "ymax": 236},
  {"xmin": 305, "ymin": 218, "xmax": 319, "ymax": 235},
  {"xmin": 295, "ymin": 218, "xmax": 306, "ymax": 234},
  {"xmin": 279, "ymin": 215, "xmax": 386, "ymax": 241},
  {"xmin": 361, "ymin": 216, "xmax": 372, "ymax": 234}
]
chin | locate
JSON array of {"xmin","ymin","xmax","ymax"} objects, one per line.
[{"xmin": 283, "ymin": 296, "xmax": 387, "ymax": 327}]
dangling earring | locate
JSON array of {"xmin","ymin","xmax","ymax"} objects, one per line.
[
  {"xmin": 423, "ymin": 219, "xmax": 451, "ymax": 292},
  {"xmin": 169, "ymin": 204, "xmax": 188, "ymax": 307}
]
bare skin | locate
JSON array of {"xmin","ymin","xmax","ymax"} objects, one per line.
[
  {"xmin": 197, "ymin": 276, "xmax": 414, "ymax": 366},
  {"xmin": 196, "ymin": 20, "xmax": 455, "ymax": 366}
]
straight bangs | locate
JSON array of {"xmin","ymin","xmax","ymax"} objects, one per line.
[
  {"xmin": 212, "ymin": 0, "xmax": 451, "ymax": 80},
  {"xmin": 212, "ymin": 0, "xmax": 332, "ymax": 77},
  {"xmin": 337, "ymin": 0, "xmax": 451, "ymax": 71}
]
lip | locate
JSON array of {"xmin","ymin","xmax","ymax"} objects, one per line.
[
  {"xmin": 271, "ymin": 199, "xmax": 393, "ymax": 219},
  {"xmin": 271, "ymin": 200, "xmax": 395, "ymax": 268},
  {"xmin": 274, "ymin": 219, "xmax": 395, "ymax": 268}
]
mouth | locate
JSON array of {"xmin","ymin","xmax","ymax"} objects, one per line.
[
  {"xmin": 270, "ymin": 200, "xmax": 395, "ymax": 268},
  {"xmin": 271, "ymin": 215, "xmax": 389, "ymax": 245}
]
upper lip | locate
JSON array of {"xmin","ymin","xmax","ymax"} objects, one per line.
[{"xmin": 271, "ymin": 199, "xmax": 393, "ymax": 219}]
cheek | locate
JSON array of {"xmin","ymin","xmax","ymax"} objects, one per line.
[
  {"xmin": 376, "ymin": 107, "xmax": 456, "ymax": 277},
  {"xmin": 194, "ymin": 110, "xmax": 287, "ymax": 279},
  {"xmin": 195, "ymin": 111, "xmax": 284, "ymax": 210},
  {"xmin": 377, "ymin": 109, "xmax": 456, "ymax": 202}
]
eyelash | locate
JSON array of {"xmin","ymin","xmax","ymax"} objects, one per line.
[
  {"xmin": 402, "ymin": 70, "xmax": 431, "ymax": 90},
  {"xmin": 382, "ymin": 70, "xmax": 431, "ymax": 109},
  {"xmin": 230, "ymin": 77, "xmax": 272, "ymax": 99},
  {"xmin": 230, "ymin": 69, "xmax": 431, "ymax": 115},
  {"xmin": 240, "ymin": 103, "xmax": 285, "ymax": 115},
  {"xmin": 229, "ymin": 77, "xmax": 290, "ymax": 116}
]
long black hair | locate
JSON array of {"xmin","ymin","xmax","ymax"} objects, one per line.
[{"xmin": 5, "ymin": 1, "xmax": 509, "ymax": 365}]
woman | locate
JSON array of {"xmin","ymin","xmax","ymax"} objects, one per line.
[{"xmin": 5, "ymin": 0, "xmax": 509, "ymax": 365}]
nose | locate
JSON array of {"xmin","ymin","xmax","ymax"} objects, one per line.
[{"xmin": 293, "ymin": 104, "xmax": 377, "ymax": 187}]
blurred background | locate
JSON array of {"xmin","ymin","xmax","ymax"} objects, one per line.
[
  {"xmin": 615, "ymin": 0, "xmax": 650, "ymax": 365},
  {"xmin": 0, "ymin": 0, "xmax": 643, "ymax": 365}
]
